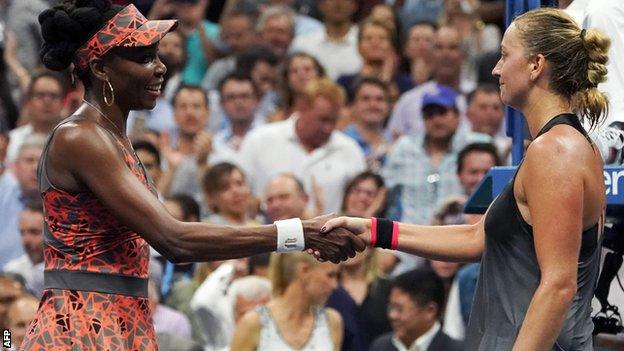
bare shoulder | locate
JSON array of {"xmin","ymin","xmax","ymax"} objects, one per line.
[
  {"xmin": 236, "ymin": 308, "xmax": 262, "ymax": 332},
  {"xmin": 50, "ymin": 119, "xmax": 118, "ymax": 157},
  {"xmin": 44, "ymin": 118, "xmax": 131, "ymax": 191},
  {"xmin": 524, "ymin": 124, "xmax": 595, "ymax": 175},
  {"xmin": 325, "ymin": 307, "xmax": 343, "ymax": 328},
  {"xmin": 230, "ymin": 309, "xmax": 262, "ymax": 351}
]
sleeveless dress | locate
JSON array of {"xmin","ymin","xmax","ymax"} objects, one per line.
[
  {"xmin": 20, "ymin": 116, "xmax": 158, "ymax": 350},
  {"xmin": 256, "ymin": 305, "xmax": 334, "ymax": 351},
  {"xmin": 465, "ymin": 113, "xmax": 603, "ymax": 351}
]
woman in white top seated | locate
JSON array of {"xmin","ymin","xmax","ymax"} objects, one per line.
[{"xmin": 230, "ymin": 252, "xmax": 343, "ymax": 351}]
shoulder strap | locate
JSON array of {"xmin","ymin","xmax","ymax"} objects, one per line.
[
  {"xmin": 535, "ymin": 113, "xmax": 592, "ymax": 145},
  {"xmin": 256, "ymin": 305, "xmax": 272, "ymax": 328}
]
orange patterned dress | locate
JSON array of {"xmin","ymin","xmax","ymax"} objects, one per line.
[{"xmin": 21, "ymin": 116, "xmax": 158, "ymax": 350}]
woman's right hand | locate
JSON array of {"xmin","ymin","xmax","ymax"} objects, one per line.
[{"xmin": 322, "ymin": 216, "xmax": 371, "ymax": 243}]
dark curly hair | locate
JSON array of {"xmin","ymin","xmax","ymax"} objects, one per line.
[{"xmin": 39, "ymin": 0, "xmax": 123, "ymax": 86}]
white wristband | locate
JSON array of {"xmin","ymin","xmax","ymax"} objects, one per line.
[{"xmin": 275, "ymin": 218, "xmax": 305, "ymax": 253}]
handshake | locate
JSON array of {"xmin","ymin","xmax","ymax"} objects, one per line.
[{"xmin": 287, "ymin": 214, "xmax": 371, "ymax": 264}]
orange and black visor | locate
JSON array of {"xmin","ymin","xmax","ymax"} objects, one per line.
[{"xmin": 73, "ymin": 4, "xmax": 177, "ymax": 70}]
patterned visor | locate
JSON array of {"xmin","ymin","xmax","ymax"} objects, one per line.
[{"xmin": 73, "ymin": 4, "xmax": 177, "ymax": 70}]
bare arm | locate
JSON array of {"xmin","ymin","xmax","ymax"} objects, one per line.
[
  {"xmin": 3, "ymin": 31, "xmax": 31, "ymax": 93},
  {"xmin": 512, "ymin": 138, "xmax": 585, "ymax": 351},
  {"xmin": 321, "ymin": 214, "xmax": 485, "ymax": 262},
  {"xmin": 155, "ymin": 131, "xmax": 184, "ymax": 197},
  {"xmin": 229, "ymin": 311, "xmax": 261, "ymax": 351},
  {"xmin": 48, "ymin": 121, "xmax": 364, "ymax": 263},
  {"xmin": 326, "ymin": 308, "xmax": 344, "ymax": 351}
]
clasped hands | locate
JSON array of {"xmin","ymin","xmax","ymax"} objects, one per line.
[{"xmin": 301, "ymin": 214, "xmax": 372, "ymax": 263}]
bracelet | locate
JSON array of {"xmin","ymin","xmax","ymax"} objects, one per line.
[
  {"xmin": 371, "ymin": 217, "xmax": 399, "ymax": 250},
  {"xmin": 275, "ymin": 218, "xmax": 305, "ymax": 253}
]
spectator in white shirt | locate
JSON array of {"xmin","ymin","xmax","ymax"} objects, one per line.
[
  {"xmin": 291, "ymin": 0, "xmax": 362, "ymax": 79},
  {"xmin": 239, "ymin": 77, "xmax": 366, "ymax": 213},
  {"xmin": 189, "ymin": 260, "xmax": 250, "ymax": 351}
]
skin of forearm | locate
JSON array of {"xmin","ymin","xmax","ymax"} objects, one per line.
[
  {"xmin": 167, "ymin": 222, "xmax": 277, "ymax": 263},
  {"xmin": 396, "ymin": 222, "xmax": 483, "ymax": 262},
  {"xmin": 512, "ymin": 281, "xmax": 576, "ymax": 351},
  {"xmin": 6, "ymin": 60, "xmax": 31, "ymax": 92}
]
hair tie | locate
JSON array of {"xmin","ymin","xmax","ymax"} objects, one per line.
[{"xmin": 580, "ymin": 29, "xmax": 587, "ymax": 41}]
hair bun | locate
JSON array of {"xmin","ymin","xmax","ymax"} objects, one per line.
[
  {"xmin": 41, "ymin": 42, "xmax": 80, "ymax": 71},
  {"xmin": 38, "ymin": 8, "xmax": 56, "ymax": 26},
  {"xmin": 39, "ymin": 0, "xmax": 115, "ymax": 71},
  {"xmin": 71, "ymin": 7, "xmax": 104, "ymax": 30},
  {"xmin": 54, "ymin": 10, "xmax": 83, "ymax": 40},
  {"xmin": 583, "ymin": 28, "xmax": 610, "ymax": 88},
  {"xmin": 76, "ymin": 0, "xmax": 112, "ymax": 13}
]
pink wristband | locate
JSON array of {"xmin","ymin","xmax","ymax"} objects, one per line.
[
  {"xmin": 370, "ymin": 217, "xmax": 378, "ymax": 248},
  {"xmin": 391, "ymin": 221, "xmax": 399, "ymax": 250}
]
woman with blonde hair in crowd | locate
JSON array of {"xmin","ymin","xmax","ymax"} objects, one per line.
[
  {"xmin": 322, "ymin": 7, "xmax": 610, "ymax": 350},
  {"xmin": 230, "ymin": 252, "xmax": 343, "ymax": 351}
]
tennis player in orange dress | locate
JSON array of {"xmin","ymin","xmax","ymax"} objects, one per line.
[{"xmin": 20, "ymin": 1, "xmax": 364, "ymax": 350}]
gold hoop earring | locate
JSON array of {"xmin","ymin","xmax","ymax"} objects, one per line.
[{"xmin": 103, "ymin": 79, "xmax": 115, "ymax": 106}]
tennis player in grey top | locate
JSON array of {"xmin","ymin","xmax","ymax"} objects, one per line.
[{"xmin": 321, "ymin": 8, "xmax": 610, "ymax": 351}]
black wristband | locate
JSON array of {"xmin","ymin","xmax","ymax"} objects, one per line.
[{"xmin": 375, "ymin": 218, "xmax": 394, "ymax": 249}]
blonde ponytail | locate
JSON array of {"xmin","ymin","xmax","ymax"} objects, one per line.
[
  {"xmin": 574, "ymin": 28, "xmax": 610, "ymax": 130},
  {"xmin": 514, "ymin": 8, "xmax": 611, "ymax": 130}
]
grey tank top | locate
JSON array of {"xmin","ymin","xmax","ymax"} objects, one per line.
[
  {"xmin": 465, "ymin": 114, "xmax": 603, "ymax": 351},
  {"xmin": 256, "ymin": 305, "xmax": 334, "ymax": 351}
]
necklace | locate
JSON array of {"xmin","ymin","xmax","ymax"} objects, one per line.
[
  {"xmin": 82, "ymin": 99, "xmax": 128, "ymax": 140},
  {"xmin": 81, "ymin": 99, "xmax": 145, "ymax": 171}
]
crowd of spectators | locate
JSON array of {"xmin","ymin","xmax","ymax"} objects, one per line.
[{"xmin": 6, "ymin": 0, "xmax": 589, "ymax": 350}]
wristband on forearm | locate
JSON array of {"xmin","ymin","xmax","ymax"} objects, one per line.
[
  {"xmin": 275, "ymin": 218, "xmax": 305, "ymax": 252},
  {"xmin": 370, "ymin": 217, "xmax": 399, "ymax": 250}
]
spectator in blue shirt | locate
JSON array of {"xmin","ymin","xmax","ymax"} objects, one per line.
[
  {"xmin": 343, "ymin": 77, "xmax": 392, "ymax": 171},
  {"xmin": 0, "ymin": 134, "xmax": 45, "ymax": 269}
]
